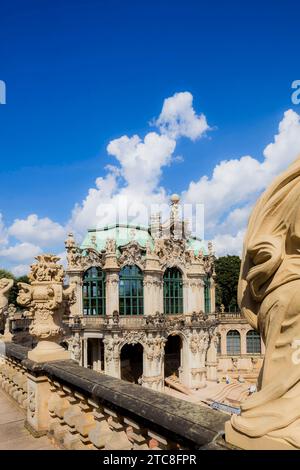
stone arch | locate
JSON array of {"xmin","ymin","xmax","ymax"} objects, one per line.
[
  {"xmin": 120, "ymin": 341, "xmax": 144, "ymax": 384},
  {"xmin": 164, "ymin": 330, "xmax": 188, "ymax": 384},
  {"xmin": 226, "ymin": 329, "xmax": 241, "ymax": 355}
]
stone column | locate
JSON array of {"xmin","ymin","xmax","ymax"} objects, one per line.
[
  {"xmin": 83, "ymin": 338, "xmax": 88, "ymax": 367},
  {"xmin": 186, "ymin": 277, "xmax": 203, "ymax": 314},
  {"xmin": 104, "ymin": 334, "xmax": 121, "ymax": 378},
  {"xmin": 206, "ymin": 330, "xmax": 218, "ymax": 382},
  {"xmin": 210, "ymin": 276, "xmax": 216, "ymax": 313},
  {"xmin": 220, "ymin": 328, "xmax": 227, "ymax": 355},
  {"xmin": 187, "ymin": 330, "xmax": 209, "ymax": 389},
  {"xmin": 25, "ymin": 373, "xmax": 51, "ymax": 436},
  {"xmin": 144, "ymin": 251, "xmax": 163, "ymax": 316},
  {"xmin": 142, "ymin": 334, "xmax": 165, "ymax": 391},
  {"xmin": 103, "ymin": 248, "xmax": 119, "ymax": 316},
  {"xmin": 240, "ymin": 328, "xmax": 247, "ymax": 355}
]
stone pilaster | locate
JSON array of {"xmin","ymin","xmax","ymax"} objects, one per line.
[
  {"xmin": 103, "ymin": 334, "xmax": 121, "ymax": 378},
  {"xmin": 142, "ymin": 334, "xmax": 165, "ymax": 392},
  {"xmin": 103, "ymin": 252, "xmax": 119, "ymax": 316},
  {"xmin": 25, "ymin": 373, "xmax": 51, "ymax": 437}
]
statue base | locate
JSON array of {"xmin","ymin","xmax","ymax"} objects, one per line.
[
  {"xmin": 28, "ymin": 340, "xmax": 71, "ymax": 363},
  {"xmin": 225, "ymin": 421, "xmax": 297, "ymax": 450}
]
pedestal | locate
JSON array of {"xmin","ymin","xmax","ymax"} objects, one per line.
[
  {"xmin": 25, "ymin": 373, "xmax": 52, "ymax": 436},
  {"xmin": 28, "ymin": 340, "xmax": 71, "ymax": 363}
]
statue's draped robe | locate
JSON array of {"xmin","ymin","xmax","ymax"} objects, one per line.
[{"xmin": 232, "ymin": 156, "xmax": 300, "ymax": 447}]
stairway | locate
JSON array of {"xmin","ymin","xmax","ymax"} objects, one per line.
[{"xmin": 165, "ymin": 375, "xmax": 193, "ymax": 396}]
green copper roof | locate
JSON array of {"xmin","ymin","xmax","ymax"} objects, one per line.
[{"xmin": 80, "ymin": 223, "xmax": 207, "ymax": 255}]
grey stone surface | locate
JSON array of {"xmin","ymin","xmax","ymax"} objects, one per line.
[{"xmin": 4, "ymin": 342, "xmax": 229, "ymax": 449}]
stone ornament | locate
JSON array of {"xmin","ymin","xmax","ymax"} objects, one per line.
[
  {"xmin": 65, "ymin": 233, "xmax": 105, "ymax": 270},
  {"xmin": 118, "ymin": 241, "xmax": 145, "ymax": 268},
  {"xmin": 226, "ymin": 155, "xmax": 300, "ymax": 450},
  {"xmin": 17, "ymin": 254, "xmax": 75, "ymax": 363},
  {"xmin": 0, "ymin": 278, "xmax": 14, "ymax": 319}
]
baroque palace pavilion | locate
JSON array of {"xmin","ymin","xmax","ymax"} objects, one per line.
[{"xmin": 64, "ymin": 195, "xmax": 264, "ymax": 392}]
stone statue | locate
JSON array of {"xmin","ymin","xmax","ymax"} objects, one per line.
[
  {"xmin": 226, "ymin": 155, "xmax": 300, "ymax": 450},
  {"xmin": 17, "ymin": 254, "xmax": 74, "ymax": 363},
  {"xmin": 0, "ymin": 278, "xmax": 14, "ymax": 336},
  {"xmin": 0, "ymin": 278, "xmax": 14, "ymax": 316}
]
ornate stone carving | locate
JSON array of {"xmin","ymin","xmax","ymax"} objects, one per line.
[
  {"xmin": 145, "ymin": 312, "xmax": 165, "ymax": 328},
  {"xmin": 105, "ymin": 238, "xmax": 116, "ymax": 254},
  {"xmin": 144, "ymin": 336, "xmax": 166, "ymax": 361},
  {"xmin": 65, "ymin": 233, "xmax": 105, "ymax": 270},
  {"xmin": 28, "ymin": 383, "xmax": 36, "ymax": 419},
  {"xmin": 17, "ymin": 254, "xmax": 74, "ymax": 362},
  {"xmin": 103, "ymin": 337, "xmax": 122, "ymax": 363},
  {"xmin": 118, "ymin": 241, "xmax": 145, "ymax": 268},
  {"xmin": 188, "ymin": 330, "xmax": 209, "ymax": 357},
  {"xmin": 0, "ymin": 278, "xmax": 14, "ymax": 318},
  {"xmin": 29, "ymin": 254, "xmax": 64, "ymax": 283},
  {"xmin": 122, "ymin": 330, "xmax": 145, "ymax": 346},
  {"xmin": 69, "ymin": 332, "xmax": 81, "ymax": 363},
  {"xmin": 154, "ymin": 238, "xmax": 187, "ymax": 269}
]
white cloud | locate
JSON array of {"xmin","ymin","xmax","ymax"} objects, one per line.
[
  {"xmin": 107, "ymin": 132, "xmax": 176, "ymax": 190},
  {"xmin": 0, "ymin": 214, "xmax": 8, "ymax": 246},
  {"xmin": 0, "ymin": 242, "xmax": 41, "ymax": 262},
  {"xmin": 11, "ymin": 264, "xmax": 30, "ymax": 277},
  {"xmin": 183, "ymin": 109, "xmax": 300, "ymax": 254},
  {"xmin": 8, "ymin": 214, "xmax": 66, "ymax": 247},
  {"xmin": 70, "ymin": 93, "xmax": 205, "ymax": 236},
  {"xmin": 212, "ymin": 230, "xmax": 245, "ymax": 257},
  {"xmin": 155, "ymin": 91, "xmax": 210, "ymax": 140},
  {"xmin": 2, "ymin": 93, "xmax": 300, "ymax": 271}
]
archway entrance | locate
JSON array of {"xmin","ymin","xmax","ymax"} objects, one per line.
[
  {"xmin": 87, "ymin": 338, "xmax": 104, "ymax": 372},
  {"xmin": 120, "ymin": 343, "xmax": 143, "ymax": 384},
  {"xmin": 164, "ymin": 335, "xmax": 182, "ymax": 378}
]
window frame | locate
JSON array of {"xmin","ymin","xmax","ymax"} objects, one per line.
[
  {"xmin": 82, "ymin": 267, "xmax": 106, "ymax": 316},
  {"xmin": 246, "ymin": 330, "xmax": 261, "ymax": 354},
  {"xmin": 163, "ymin": 267, "xmax": 183, "ymax": 315},
  {"xmin": 119, "ymin": 265, "xmax": 144, "ymax": 316},
  {"xmin": 226, "ymin": 329, "xmax": 241, "ymax": 355}
]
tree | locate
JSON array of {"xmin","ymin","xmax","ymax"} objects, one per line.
[
  {"xmin": 0, "ymin": 269, "xmax": 30, "ymax": 306},
  {"xmin": 215, "ymin": 255, "xmax": 241, "ymax": 311}
]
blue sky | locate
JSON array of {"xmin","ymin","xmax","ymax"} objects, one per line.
[{"xmin": 0, "ymin": 0, "xmax": 300, "ymax": 275}]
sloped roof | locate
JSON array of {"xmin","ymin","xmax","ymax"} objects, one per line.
[{"xmin": 80, "ymin": 223, "xmax": 207, "ymax": 255}]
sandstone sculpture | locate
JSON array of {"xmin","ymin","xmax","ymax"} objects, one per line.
[
  {"xmin": 0, "ymin": 278, "xmax": 14, "ymax": 337},
  {"xmin": 17, "ymin": 254, "xmax": 75, "ymax": 362},
  {"xmin": 226, "ymin": 155, "xmax": 300, "ymax": 450}
]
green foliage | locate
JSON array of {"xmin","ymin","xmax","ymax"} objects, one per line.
[
  {"xmin": 0, "ymin": 269, "xmax": 30, "ymax": 306},
  {"xmin": 215, "ymin": 255, "xmax": 241, "ymax": 311}
]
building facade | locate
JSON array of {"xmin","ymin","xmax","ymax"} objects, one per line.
[
  {"xmin": 65, "ymin": 195, "xmax": 219, "ymax": 392},
  {"xmin": 216, "ymin": 309, "xmax": 265, "ymax": 383}
]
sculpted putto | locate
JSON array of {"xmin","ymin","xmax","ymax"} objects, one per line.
[
  {"xmin": 228, "ymin": 155, "xmax": 300, "ymax": 449},
  {"xmin": 0, "ymin": 278, "xmax": 14, "ymax": 315},
  {"xmin": 0, "ymin": 278, "xmax": 14, "ymax": 334}
]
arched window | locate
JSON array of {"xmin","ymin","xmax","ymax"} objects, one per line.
[
  {"xmin": 246, "ymin": 330, "xmax": 261, "ymax": 354},
  {"xmin": 163, "ymin": 268, "xmax": 183, "ymax": 314},
  {"xmin": 119, "ymin": 265, "xmax": 143, "ymax": 315},
  {"xmin": 204, "ymin": 276, "xmax": 211, "ymax": 314},
  {"xmin": 226, "ymin": 330, "xmax": 241, "ymax": 355},
  {"xmin": 83, "ymin": 267, "xmax": 106, "ymax": 316}
]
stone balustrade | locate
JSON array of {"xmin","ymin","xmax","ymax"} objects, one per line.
[{"xmin": 0, "ymin": 342, "xmax": 228, "ymax": 450}]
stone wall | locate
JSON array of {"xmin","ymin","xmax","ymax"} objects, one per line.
[{"xmin": 0, "ymin": 342, "xmax": 228, "ymax": 450}]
